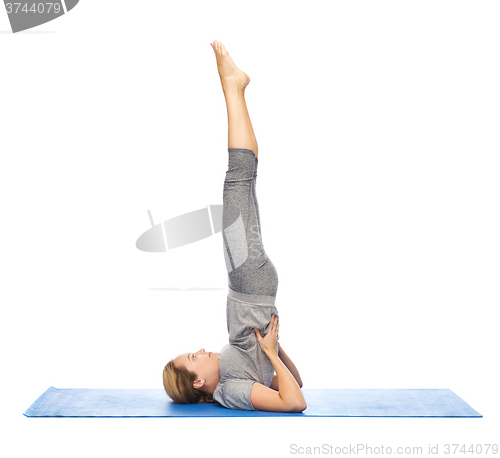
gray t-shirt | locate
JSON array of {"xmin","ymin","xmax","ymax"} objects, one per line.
[{"xmin": 213, "ymin": 287, "xmax": 279, "ymax": 410}]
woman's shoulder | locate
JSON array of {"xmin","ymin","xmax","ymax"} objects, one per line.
[{"xmin": 213, "ymin": 378, "xmax": 257, "ymax": 411}]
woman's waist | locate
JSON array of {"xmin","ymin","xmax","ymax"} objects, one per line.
[{"xmin": 228, "ymin": 286, "xmax": 277, "ymax": 306}]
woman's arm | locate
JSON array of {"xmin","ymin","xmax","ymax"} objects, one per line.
[
  {"xmin": 266, "ymin": 349, "xmax": 305, "ymax": 408},
  {"xmin": 276, "ymin": 343, "xmax": 303, "ymax": 388},
  {"xmin": 251, "ymin": 348, "xmax": 306, "ymax": 412},
  {"xmin": 251, "ymin": 315, "xmax": 306, "ymax": 412}
]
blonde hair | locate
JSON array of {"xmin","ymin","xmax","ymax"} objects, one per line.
[{"xmin": 163, "ymin": 359, "xmax": 214, "ymax": 404}]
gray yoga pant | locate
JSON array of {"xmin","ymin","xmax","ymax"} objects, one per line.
[{"xmin": 222, "ymin": 148, "xmax": 279, "ymax": 297}]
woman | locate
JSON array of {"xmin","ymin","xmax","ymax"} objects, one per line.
[{"xmin": 163, "ymin": 40, "xmax": 306, "ymax": 413}]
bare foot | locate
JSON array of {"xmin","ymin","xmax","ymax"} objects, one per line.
[{"xmin": 210, "ymin": 40, "xmax": 250, "ymax": 91}]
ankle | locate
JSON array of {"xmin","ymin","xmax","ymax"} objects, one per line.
[{"xmin": 222, "ymin": 79, "xmax": 244, "ymax": 91}]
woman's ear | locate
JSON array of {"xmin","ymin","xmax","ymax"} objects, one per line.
[{"xmin": 193, "ymin": 379, "xmax": 206, "ymax": 390}]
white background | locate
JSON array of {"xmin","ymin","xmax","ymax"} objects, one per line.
[{"xmin": 1, "ymin": 0, "xmax": 499, "ymax": 456}]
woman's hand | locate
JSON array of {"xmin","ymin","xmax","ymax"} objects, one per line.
[{"xmin": 254, "ymin": 314, "xmax": 279, "ymax": 355}]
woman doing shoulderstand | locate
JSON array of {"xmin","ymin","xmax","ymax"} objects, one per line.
[{"xmin": 163, "ymin": 40, "xmax": 306, "ymax": 413}]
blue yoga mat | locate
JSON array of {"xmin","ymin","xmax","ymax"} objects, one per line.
[{"xmin": 24, "ymin": 386, "xmax": 481, "ymax": 417}]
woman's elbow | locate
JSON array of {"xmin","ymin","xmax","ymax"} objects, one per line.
[
  {"xmin": 290, "ymin": 400, "xmax": 307, "ymax": 413},
  {"xmin": 290, "ymin": 391, "xmax": 307, "ymax": 412}
]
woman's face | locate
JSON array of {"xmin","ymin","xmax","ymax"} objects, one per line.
[{"xmin": 173, "ymin": 348, "xmax": 220, "ymax": 389}]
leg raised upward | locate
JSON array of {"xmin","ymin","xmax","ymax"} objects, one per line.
[{"xmin": 210, "ymin": 40, "xmax": 258, "ymax": 157}]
